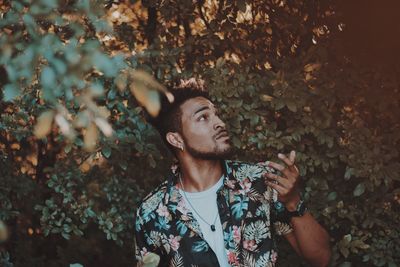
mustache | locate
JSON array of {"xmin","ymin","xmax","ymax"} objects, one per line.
[{"xmin": 215, "ymin": 129, "xmax": 229, "ymax": 139}]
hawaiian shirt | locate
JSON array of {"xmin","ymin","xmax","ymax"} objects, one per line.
[{"xmin": 134, "ymin": 160, "xmax": 293, "ymax": 267}]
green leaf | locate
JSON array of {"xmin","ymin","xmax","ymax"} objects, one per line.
[
  {"xmin": 22, "ymin": 14, "xmax": 36, "ymax": 28},
  {"xmin": 107, "ymin": 88, "xmax": 117, "ymax": 100},
  {"xmin": 119, "ymin": 160, "xmax": 127, "ymax": 171},
  {"xmin": 102, "ymin": 146, "xmax": 111, "ymax": 158},
  {"xmin": 41, "ymin": 66, "xmax": 56, "ymax": 88},
  {"xmin": 286, "ymin": 99, "xmax": 297, "ymax": 112},
  {"xmin": 327, "ymin": 192, "xmax": 337, "ymax": 201},
  {"xmin": 3, "ymin": 84, "xmax": 19, "ymax": 101},
  {"xmin": 93, "ymin": 53, "xmax": 116, "ymax": 77},
  {"xmin": 63, "ymin": 224, "xmax": 72, "ymax": 233},
  {"xmin": 61, "ymin": 232, "xmax": 70, "ymax": 240},
  {"xmin": 41, "ymin": 0, "xmax": 58, "ymax": 8},
  {"xmin": 51, "ymin": 59, "xmax": 67, "ymax": 75},
  {"xmin": 90, "ymin": 82, "xmax": 104, "ymax": 97},
  {"xmin": 353, "ymin": 183, "xmax": 365, "ymax": 196},
  {"xmin": 344, "ymin": 167, "xmax": 353, "ymax": 180}
]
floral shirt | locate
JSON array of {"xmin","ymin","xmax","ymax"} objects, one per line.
[{"xmin": 134, "ymin": 160, "xmax": 293, "ymax": 267}]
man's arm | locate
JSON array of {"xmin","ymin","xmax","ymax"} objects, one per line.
[
  {"xmin": 284, "ymin": 197, "xmax": 331, "ymax": 267},
  {"xmin": 263, "ymin": 151, "xmax": 331, "ymax": 267}
]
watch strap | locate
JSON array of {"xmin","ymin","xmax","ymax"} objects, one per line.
[{"xmin": 274, "ymin": 199, "xmax": 307, "ymax": 219}]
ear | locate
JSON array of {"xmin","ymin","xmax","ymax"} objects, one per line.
[{"xmin": 166, "ymin": 132, "xmax": 184, "ymax": 150}]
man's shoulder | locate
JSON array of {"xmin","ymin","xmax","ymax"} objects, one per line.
[{"xmin": 136, "ymin": 179, "xmax": 169, "ymax": 217}]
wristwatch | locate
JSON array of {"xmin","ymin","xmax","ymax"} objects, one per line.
[{"xmin": 274, "ymin": 200, "xmax": 307, "ymax": 219}]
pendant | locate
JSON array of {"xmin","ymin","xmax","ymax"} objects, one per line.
[{"xmin": 211, "ymin": 225, "xmax": 216, "ymax": 231}]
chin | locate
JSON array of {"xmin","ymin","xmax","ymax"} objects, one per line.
[
  {"xmin": 186, "ymin": 144, "xmax": 233, "ymax": 160},
  {"xmin": 217, "ymin": 144, "xmax": 234, "ymax": 158}
]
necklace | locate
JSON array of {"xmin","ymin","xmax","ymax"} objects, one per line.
[{"xmin": 179, "ymin": 175, "xmax": 219, "ymax": 232}]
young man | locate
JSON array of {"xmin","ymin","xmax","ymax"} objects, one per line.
[{"xmin": 134, "ymin": 82, "xmax": 331, "ymax": 267}]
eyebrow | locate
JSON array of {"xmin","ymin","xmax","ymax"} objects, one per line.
[{"xmin": 193, "ymin": 106, "xmax": 210, "ymax": 117}]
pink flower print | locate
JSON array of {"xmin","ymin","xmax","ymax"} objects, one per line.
[
  {"xmin": 241, "ymin": 178, "xmax": 251, "ymax": 192},
  {"xmin": 227, "ymin": 251, "xmax": 239, "ymax": 265},
  {"xmin": 168, "ymin": 235, "xmax": 181, "ymax": 251},
  {"xmin": 233, "ymin": 225, "xmax": 241, "ymax": 243},
  {"xmin": 239, "ymin": 178, "xmax": 252, "ymax": 194},
  {"xmin": 243, "ymin": 239, "xmax": 257, "ymax": 251},
  {"xmin": 177, "ymin": 199, "xmax": 189, "ymax": 215},
  {"xmin": 156, "ymin": 204, "xmax": 169, "ymax": 217},
  {"xmin": 226, "ymin": 179, "xmax": 236, "ymax": 189},
  {"xmin": 271, "ymin": 250, "xmax": 278, "ymax": 263}
]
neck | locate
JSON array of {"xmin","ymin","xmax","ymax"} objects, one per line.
[{"xmin": 178, "ymin": 156, "xmax": 224, "ymax": 192}]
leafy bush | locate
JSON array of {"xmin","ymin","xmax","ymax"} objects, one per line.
[{"xmin": 0, "ymin": 1, "xmax": 399, "ymax": 266}]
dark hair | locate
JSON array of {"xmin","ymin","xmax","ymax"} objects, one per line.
[{"xmin": 146, "ymin": 84, "xmax": 211, "ymax": 153}]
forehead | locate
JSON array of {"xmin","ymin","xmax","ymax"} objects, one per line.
[{"xmin": 180, "ymin": 97, "xmax": 214, "ymax": 117}]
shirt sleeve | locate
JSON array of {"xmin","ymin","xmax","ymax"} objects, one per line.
[
  {"xmin": 134, "ymin": 207, "xmax": 161, "ymax": 266},
  {"xmin": 271, "ymin": 188, "xmax": 293, "ymax": 236},
  {"xmin": 256, "ymin": 162, "xmax": 294, "ymax": 236}
]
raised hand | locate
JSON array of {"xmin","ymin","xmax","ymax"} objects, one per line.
[{"xmin": 263, "ymin": 150, "xmax": 301, "ymax": 210}]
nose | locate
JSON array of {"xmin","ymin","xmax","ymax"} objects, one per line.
[{"xmin": 213, "ymin": 115, "xmax": 226, "ymax": 130}]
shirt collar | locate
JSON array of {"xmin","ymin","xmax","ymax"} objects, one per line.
[{"xmin": 163, "ymin": 159, "xmax": 241, "ymax": 206}]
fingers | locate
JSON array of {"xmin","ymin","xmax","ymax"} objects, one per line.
[
  {"xmin": 264, "ymin": 172, "xmax": 291, "ymax": 188},
  {"xmin": 266, "ymin": 179, "xmax": 288, "ymax": 196},
  {"xmin": 278, "ymin": 151, "xmax": 296, "ymax": 172},
  {"xmin": 289, "ymin": 150, "xmax": 296, "ymax": 164},
  {"xmin": 267, "ymin": 161, "xmax": 292, "ymax": 178}
]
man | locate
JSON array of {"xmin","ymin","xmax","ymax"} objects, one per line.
[{"xmin": 134, "ymin": 81, "xmax": 331, "ymax": 267}]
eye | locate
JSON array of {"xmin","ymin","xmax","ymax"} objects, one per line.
[{"xmin": 198, "ymin": 114, "xmax": 208, "ymax": 121}]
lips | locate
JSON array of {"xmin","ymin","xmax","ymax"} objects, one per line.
[{"xmin": 216, "ymin": 130, "xmax": 229, "ymax": 140}]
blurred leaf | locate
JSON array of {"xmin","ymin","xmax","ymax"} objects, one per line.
[
  {"xmin": 34, "ymin": 110, "xmax": 55, "ymax": 139},
  {"xmin": 83, "ymin": 123, "xmax": 98, "ymax": 151},
  {"xmin": 353, "ymin": 183, "xmax": 365, "ymax": 197},
  {"xmin": 130, "ymin": 76, "xmax": 161, "ymax": 117},
  {"xmin": 93, "ymin": 53, "xmax": 117, "ymax": 77},
  {"xmin": 286, "ymin": 99, "xmax": 297, "ymax": 112},
  {"xmin": 260, "ymin": 94, "xmax": 274, "ymax": 102},
  {"xmin": 41, "ymin": 66, "xmax": 56, "ymax": 88},
  {"xmin": 2, "ymin": 84, "xmax": 19, "ymax": 101},
  {"xmin": 344, "ymin": 167, "xmax": 353, "ymax": 180},
  {"xmin": 94, "ymin": 117, "xmax": 113, "ymax": 137},
  {"xmin": 304, "ymin": 63, "xmax": 321, "ymax": 72},
  {"xmin": 55, "ymin": 114, "xmax": 75, "ymax": 139},
  {"xmin": 0, "ymin": 220, "xmax": 8, "ymax": 243},
  {"xmin": 74, "ymin": 111, "xmax": 90, "ymax": 128}
]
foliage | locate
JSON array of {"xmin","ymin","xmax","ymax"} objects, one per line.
[{"xmin": 1, "ymin": 0, "xmax": 399, "ymax": 267}]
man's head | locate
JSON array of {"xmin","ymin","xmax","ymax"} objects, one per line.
[{"xmin": 149, "ymin": 81, "xmax": 232, "ymax": 160}]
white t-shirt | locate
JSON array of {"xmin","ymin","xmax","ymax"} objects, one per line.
[{"xmin": 179, "ymin": 176, "xmax": 230, "ymax": 267}]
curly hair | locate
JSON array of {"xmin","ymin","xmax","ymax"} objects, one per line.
[{"xmin": 146, "ymin": 78, "xmax": 210, "ymax": 153}]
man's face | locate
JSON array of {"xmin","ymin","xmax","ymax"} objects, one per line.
[{"xmin": 179, "ymin": 97, "xmax": 232, "ymax": 160}]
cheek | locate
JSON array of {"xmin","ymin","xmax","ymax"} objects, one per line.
[{"xmin": 183, "ymin": 123, "xmax": 215, "ymax": 145}]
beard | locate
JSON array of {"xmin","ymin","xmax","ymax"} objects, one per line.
[{"xmin": 183, "ymin": 138, "xmax": 234, "ymax": 160}]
